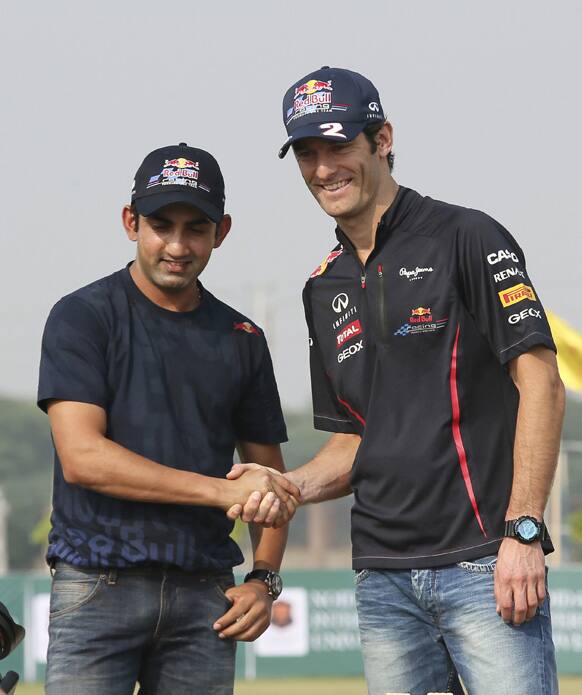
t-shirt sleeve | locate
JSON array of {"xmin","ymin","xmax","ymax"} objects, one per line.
[
  {"xmin": 303, "ymin": 286, "xmax": 357, "ymax": 434},
  {"xmin": 456, "ymin": 211, "xmax": 556, "ymax": 365},
  {"xmin": 37, "ymin": 295, "xmax": 110, "ymax": 413},
  {"xmin": 233, "ymin": 333, "xmax": 288, "ymax": 444}
]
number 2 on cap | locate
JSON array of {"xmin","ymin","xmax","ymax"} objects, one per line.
[{"xmin": 319, "ymin": 123, "xmax": 347, "ymax": 139}]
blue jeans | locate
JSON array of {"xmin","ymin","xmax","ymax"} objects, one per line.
[
  {"xmin": 45, "ymin": 562, "xmax": 236, "ymax": 695},
  {"xmin": 355, "ymin": 555, "xmax": 557, "ymax": 695}
]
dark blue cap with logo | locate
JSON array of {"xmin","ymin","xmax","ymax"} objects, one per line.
[
  {"xmin": 131, "ymin": 143, "xmax": 226, "ymax": 222},
  {"xmin": 278, "ymin": 66, "xmax": 385, "ymax": 158}
]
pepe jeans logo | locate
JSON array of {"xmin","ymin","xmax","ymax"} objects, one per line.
[
  {"xmin": 399, "ymin": 266, "xmax": 434, "ymax": 282},
  {"xmin": 332, "ymin": 293, "xmax": 349, "ymax": 313}
]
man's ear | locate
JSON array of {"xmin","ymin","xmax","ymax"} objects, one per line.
[
  {"xmin": 214, "ymin": 214, "xmax": 232, "ymax": 249},
  {"xmin": 122, "ymin": 205, "xmax": 139, "ymax": 241},
  {"xmin": 376, "ymin": 121, "xmax": 394, "ymax": 158}
]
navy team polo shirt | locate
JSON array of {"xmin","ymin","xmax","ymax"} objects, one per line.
[
  {"xmin": 38, "ymin": 266, "xmax": 287, "ymax": 570},
  {"xmin": 303, "ymin": 186, "xmax": 556, "ymax": 569}
]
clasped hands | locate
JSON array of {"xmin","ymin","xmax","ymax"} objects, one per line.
[{"xmin": 221, "ymin": 463, "xmax": 299, "ymax": 527}]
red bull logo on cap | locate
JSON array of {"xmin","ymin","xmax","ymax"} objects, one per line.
[
  {"xmin": 164, "ymin": 158, "xmax": 199, "ymax": 169},
  {"xmin": 294, "ymin": 79, "xmax": 333, "ymax": 96}
]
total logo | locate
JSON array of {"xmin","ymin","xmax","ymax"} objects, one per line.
[
  {"xmin": 336, "ymin": 320, "xmax": 362, "ymax": 349},
  {"xmin": 487, "ymin": 249, "xmax": 520, "ymax": 265},
  {"xmin": 508, "ymin": 308, "xmax": 542, "ymax": 325},
  {"xmin": 337, "ymin": 340, "xmax": 363, "ymax": 363},
  {"xmin": 332, "ymin": 293, "xmax": 349, "ymax": 313}
]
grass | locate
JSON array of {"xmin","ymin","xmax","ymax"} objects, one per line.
[{"xmin": 13, "ymin": 676, "xmax": 582, "ymax": 694}]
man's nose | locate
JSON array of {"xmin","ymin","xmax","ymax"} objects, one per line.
[
  {"xmin": 314, "ymin": 154, "xmax": 337, "ymax": 181},
  {"xmin": 165, "ymin": 229, "xmax": 190, "ymax": 255}
]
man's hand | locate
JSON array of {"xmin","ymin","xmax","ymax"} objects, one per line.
[
  {"xmin": 494, "ymin": 538, "xmax": 546, "ymax": 625},
  {"xmin": 226, "ymin": 463, "xmax": 300, "ymax": 527},
  {"xmin": 221, "ymin": 465, "xmax": 300, "ymax": 527},
  {"xmin": 213, "ymin": 581, "xmax": 273, "ymax": 641}
]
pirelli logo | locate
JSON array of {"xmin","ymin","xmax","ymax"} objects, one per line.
[{"xmin": 498, "ymin": 283, "xmax": 536, "ymax": 308}]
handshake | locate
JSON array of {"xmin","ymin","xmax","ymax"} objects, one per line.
[{"xmin": 220, "ymin": 463, "xmax": 300, "ymax": 528}]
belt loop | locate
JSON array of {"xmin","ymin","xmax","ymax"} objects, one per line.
[{"xmin": 107, "ymin": 568, "xmax": 118, "ymax": 585}]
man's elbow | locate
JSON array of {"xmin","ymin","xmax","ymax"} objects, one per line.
[{"xmin": 58, "ymin": 439, "xmax": 103, "ymax": 486}]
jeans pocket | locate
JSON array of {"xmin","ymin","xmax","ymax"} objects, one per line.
[
  {"xmin": 50, "ymin": 569, "xmax": 104, "ymax": 618},
  {"xmin": 354, "ymin": 569, "xmax": 371, "ymax": 586},
  {"xmin": 213, "ymin": 574, "xmax": 235, "ymax": 606},
  {"xmin": 456, "ymin": 553, "xmax": 498, "ymax": 573}
]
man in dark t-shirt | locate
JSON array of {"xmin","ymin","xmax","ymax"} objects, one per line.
[
  {"xmin": 231, "ymin": 67, "xmax": 565, "ymax": 694},
  {"xmin": 38, "ymin": 142, "xmax": 299, "ymax": 695}
]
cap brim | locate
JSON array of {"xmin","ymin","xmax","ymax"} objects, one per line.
[
  {"xmin": 278, "ymin": 121, "xmax": 366, "ymax": 159},
  {"xmin": 133, "ymin": 190, "xmax": 223, "ymax": 222}
]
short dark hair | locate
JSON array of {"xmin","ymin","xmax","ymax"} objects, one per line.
[
  {"xmin": 130, "ymin": 204, "xmax": 139, "ymax": 230},
  {"xmin": 363, "ymin": 122, "xmax": 394, "ymax": 171}
]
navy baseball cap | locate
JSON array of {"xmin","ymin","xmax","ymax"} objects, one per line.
[
  {"xmin": 278, "ymin": 66, "xmax": 385, "ymax": 158},
  {"xmin": 131, "ymin": 143, "xmax": 226, "ymax": 222}
]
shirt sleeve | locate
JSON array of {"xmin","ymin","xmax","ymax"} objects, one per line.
[
  {"xmin": 303, "ymin": 285, "xmax": 358, "ymax": 434},
  {"xmin": 37, "ymin": 295, "xmax": 110, "ymax": 413},
  {"xmin": 233, "ymin": 332, "xmax": 288, "ymax": 444},
  {"xmin": 456, "ymin": 211, "xmax": 556, "ymax": 365}
]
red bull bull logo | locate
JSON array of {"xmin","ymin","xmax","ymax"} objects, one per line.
[
  {"xmin": 233, "ymin": 322, "xmax": 260, "ymax": 336},
  {"xmin": 164, "ymin": 158, "xmax": 199, "ymax": 169},
  {"xmin": 294, "ymin": 79, "xmax": 333, "ymax": 97},
  {"xmin": 409, "ymin": 307, "xmax": 433, "ymax": 323},
  {"xmin": 310, "ymin": 248, "xmax": 344, "ymax": 279}
]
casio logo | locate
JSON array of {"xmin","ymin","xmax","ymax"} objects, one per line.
[
  {"xmin": 508, "ymin": 308, "xmax": 541, "ymax": 325},
  {"xmin": 487, "ymin": 249, "xmax": 519, "ymax": 265},
  {"xmin": 337, "ymin": 340, "xmax": 363, "ymax": 363}
]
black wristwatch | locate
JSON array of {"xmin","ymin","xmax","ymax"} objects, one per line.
[
  {"xmin": 504, "ymin": 516, "xmax": 547, "ymax": 544},
  {"xmin": 244, "ymin": 569, "xmax": 283, "ymax": 600}
]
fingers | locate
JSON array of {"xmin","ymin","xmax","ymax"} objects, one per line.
[
  {"xmin": 241, "ymin": 491, "xmax": 262, "ymax": 523},
  {"xmin": 213, "ymin": 586, "xmax": 272, "ymax": 641},
  {"xmin": 270, "ymin": 475, "xmax": 301, "ymax": 503}
]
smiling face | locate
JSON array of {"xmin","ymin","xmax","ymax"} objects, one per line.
[
  {"xmin": 122, "ymin": 202, "xmax": 231, "ymax": 310},
  {"xmin": 292, "ymin": 126, "xmax": 393, "ymax": 227}
]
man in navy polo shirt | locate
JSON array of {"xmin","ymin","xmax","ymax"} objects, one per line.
[
  {"xmin": 38, "ymin": 143, "xmax": 299, "ymax": 695},
  {"xmin": 232, "ymin": 67, "xmax": 565, "ymax": 694}
]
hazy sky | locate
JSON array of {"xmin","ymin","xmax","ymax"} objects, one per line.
[{"xmin": 2, "ymin": 1, "xmax": 581, "ymax": 409}]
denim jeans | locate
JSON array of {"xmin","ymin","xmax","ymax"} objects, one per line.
[
  {"xmin": 355, "ymin": 555, "xmax": 558, "ymax": 695},
  {"xmin": 45, "ymin": 562, "xmax": 236, "ymax": 695}
]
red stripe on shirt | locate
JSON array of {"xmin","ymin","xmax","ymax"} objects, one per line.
[
  {"xmin": 450, "ymin": 325, "xmax": 487, "ymax": 537},
  {"xmin": 337, "ymin": 396, "xmax": 366, "ymax": 427}
]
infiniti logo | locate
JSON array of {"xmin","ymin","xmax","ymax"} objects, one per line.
[
  {"xmin": 368, "ymin": 102, "xmax": 380, "ymax": 112},
  {"xmin": 332, "ymin": 293, "xmax": 349, "ymax": 313}
]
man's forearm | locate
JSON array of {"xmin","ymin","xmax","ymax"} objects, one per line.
[
  {"xmin": 249, "ymin": 522, "xmax": 288, "ymax": 572},
  {"xmin": 506, "ymin": 348, "xmax": 565, "ymax": 519},
  {"xmin": 286, "ymin": 432, "xmax": 361, "ymax": 504},
  {"xmin": 60, "ymin": 433, "xmax": 226, "ymax": 506}
]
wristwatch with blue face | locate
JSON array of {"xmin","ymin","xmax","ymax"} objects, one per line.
[
  {"xmin": 244, "ymin": 569, "xmax": 283, "ymax": 600},
  {"xmin": 504, "ymin": 516, "xmax": 547, "ymax": 544}
]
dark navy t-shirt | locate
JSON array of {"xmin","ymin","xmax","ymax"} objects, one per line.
[{"xmin": 38, "ymin": 267, "xmax": 287, "ymax": 570}]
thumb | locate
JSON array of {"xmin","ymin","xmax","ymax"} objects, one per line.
[
  {"xmin": 226, "ymin": 463, "xmax": 247, "ymax": 480},
  {"xmin": 226, "ymin": 504, "xmax": 243, "ymax": 520}
]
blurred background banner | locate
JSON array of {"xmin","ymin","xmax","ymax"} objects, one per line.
[{"xmin": 547, "ymin": 312, "xmax": 582, "ymax": 393}]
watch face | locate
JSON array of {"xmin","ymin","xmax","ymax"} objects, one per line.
[
  {"xmin": 516, "ymin": 518, "xmax": 539, "ymax": 541},
  {"xmin": 269, "ymin": 573, "xmax": 283, "ymax": 598}
]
